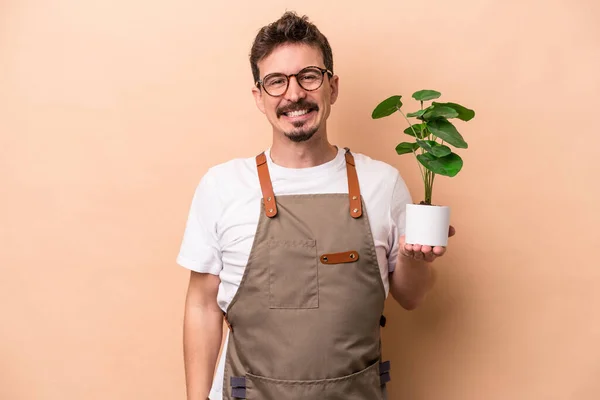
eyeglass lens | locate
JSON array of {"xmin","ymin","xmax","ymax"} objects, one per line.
[{"xmin": 263, "ymin": 67, "xmax": 324, "ymax": 96}]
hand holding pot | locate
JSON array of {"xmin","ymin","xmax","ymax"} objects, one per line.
[{"xmin": 400, "ymin": 225, "xmax": 456, "ymax": 262}]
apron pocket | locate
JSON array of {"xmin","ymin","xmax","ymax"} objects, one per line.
[
  {"xmin": 268, "ymin": 239, "xmax": 318, "ymax": 309},
  {"xmin": 245, "ymin": 360, "xmax": 384, "ymax": 400}
]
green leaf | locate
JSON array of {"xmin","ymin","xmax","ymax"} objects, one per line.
[
  {"xmin": 427, "ymin": 119, "xmax": 468, "ymax": 148},
  {"xmin": 432, "ymin": 102, "xmax": 475, "ymax": 121},
  {"xmin": 407, "ymin": 109, "xmax": 427, "ymax": 118},
  {"xmin": 416, "ymin": 139, "xmax": 452, "ymax": 157},
  {"xmin": 403, "ymin": 123, "xmax": 426, "ymax": 138},
  {"xmin": 395, "ymin": 142, "xmax": 419, "ymax": 155},
  {"xmin": 412, "ymin": 90, "xmax": 441, "ymax": 102},
  {"xmin": 372, "ymin": 95, "xmax": 402, "ymax": 119},
  {"xmin": 417, "ymin": 152, "xmax": 464, "ymax": 177},
  {"xmin": 423, "ymin": 105, "xmax": 459, "ymax": 121}
]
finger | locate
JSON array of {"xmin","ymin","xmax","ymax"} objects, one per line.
[
  {"xmin": 412, "ymin": 244, "xmax": 422, "ymax": 253},
  {"xmin": 403, "ymin": 243, "xmax": 414, "ymax": 258},
  {"xmin": 420, "ymin": 246, "xmax": 434, "ymax": 262},
  {"xmin": 424, "ymin": 252, "xmax": 437, "ymax": 262},
  {"xmin": 448, "ymin": 225, "xmax": 456, "ymax": 237},
  {"xmin": 433, "ymin": 246, "xmax": 446, "ymax": 256},
  {"xmin": 413, "ymin": 250, "xmax": 424, "ymax": 261}
]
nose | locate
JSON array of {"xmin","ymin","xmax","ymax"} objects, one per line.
[{"xmin": 284, "ymin": 76, "xmax": 307, "ymax": 103}]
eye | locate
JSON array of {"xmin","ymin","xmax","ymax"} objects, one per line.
[
  {"xmin": 300, "ymin": 72, "xmax": 319, "ymax": 81},
  {"xmin": 264, "ymin": 76, "xmax": 286, "ymax": 87}
]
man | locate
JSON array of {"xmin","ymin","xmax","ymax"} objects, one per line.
[{"xmin": 177, "ymin": 11, "xmax": 454, "ymax": 400}]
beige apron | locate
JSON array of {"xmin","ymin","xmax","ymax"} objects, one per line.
[{"xmin": 222, "ymin": 148, "xmax": 391, "ymax": 399}]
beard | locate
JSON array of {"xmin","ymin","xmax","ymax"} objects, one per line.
[
  {"xmin": 284, "ymin": 123, "xmax": 319, "ymax": 142},
  {"xmin": 277, "ymin": 99, "xmax": 320, "ymax": 143}
]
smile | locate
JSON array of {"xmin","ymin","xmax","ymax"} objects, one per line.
[
  {"xmin": 285, "ymin": 109, "xmax": 310, "ymax": 117},
  {"xmin": 280, "ymin": 106, "xmax": 318, "ymax": 120}
]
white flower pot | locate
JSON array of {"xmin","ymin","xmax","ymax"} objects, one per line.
[{"xmin": 405, "ymin": 204, "xmax": 451, "ymax": 247}]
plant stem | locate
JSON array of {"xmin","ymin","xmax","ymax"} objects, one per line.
[
  {"xmin": 397, "ymin": 108, "xmax": 426, "ymax": 186},
  {"xmin": 398, "ymin": 107, "xmax": 419, "ymax": 138}
]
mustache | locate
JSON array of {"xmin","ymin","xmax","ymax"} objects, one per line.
[{"xmin": 277, "ymin": 100, "xmax": 319, "ymax": 117}]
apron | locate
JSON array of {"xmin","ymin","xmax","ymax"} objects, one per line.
[{"xmin": 222, "ymin": 148, "xmax": 391, "ymax": 400}]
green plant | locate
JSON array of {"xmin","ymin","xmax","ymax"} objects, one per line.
[{"xmin": 371, "ymin": 90, "xmax": 475, "ymax": 205}]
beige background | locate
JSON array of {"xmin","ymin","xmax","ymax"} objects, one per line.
[{"xmin": 1, "ymin": 0, "xmax": 599, "ymax": 399}]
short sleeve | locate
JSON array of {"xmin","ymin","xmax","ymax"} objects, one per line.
[
  {"xmin": 387, "ymin": 173, "xmax": 412, "ymax": 273},
  {"xmin": 176, "ymin": 170, "xmax": 223, "ymax": 275}
]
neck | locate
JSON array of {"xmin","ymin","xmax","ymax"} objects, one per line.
[{"xmin": 270, "ymin": 131, "xmax": 337, "ymax": 168}]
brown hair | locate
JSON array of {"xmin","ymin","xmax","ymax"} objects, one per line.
[{"xmin": 249, "ymin": 11, "xmax": 334, "ymax": 84}]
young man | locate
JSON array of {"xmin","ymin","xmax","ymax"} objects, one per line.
[{"xmin": 177, "ymin": 11, "xmax": 454, "ymax": 400}]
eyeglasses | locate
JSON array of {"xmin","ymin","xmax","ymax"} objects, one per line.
[{"xmin": 256, "ymin": 66, "xmax": 333, "ymax": 97}]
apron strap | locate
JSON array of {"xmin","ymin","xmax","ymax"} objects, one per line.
[
  {"xmin": 256, "ymin": 148, "xmax": 362, "ymax": 219},
  {"xmin": 256, "ymin": 152, "xmax": 278, "ymax": 218},
  {"xmin": 344, "ymin": 148, "xmax": 363, "ymax": 218}
]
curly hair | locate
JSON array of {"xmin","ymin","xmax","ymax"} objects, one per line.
[{"xmin": 249, "ymin": 11, "xmax": 334, "ymax": 84}]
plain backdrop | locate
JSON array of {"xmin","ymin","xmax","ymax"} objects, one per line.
[{"xmin": 1, "ymin": 1, "xmax": 599, "ymax": 399}]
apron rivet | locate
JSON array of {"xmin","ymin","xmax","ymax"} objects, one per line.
[
  {"xmin": 352, "ymin": 196, "xmax": 357, "ymax": 200},
  {"xmin": 350, "ymin": 253, "xmax": 356, "ymax": 259},
  {"xmin": 353, "ymin": 208, "xmax": 358, "ymax": 213},
  {"xmin": 269, "ymin": 208, "xmax": 274, "ymax": 213},
  {"xmin": 267, "ymin": 197, "xmax": 272, "ymax": 201},
  {"xmin": 323, "ymin": 256, "xmax": 328, "ymax": 262}
]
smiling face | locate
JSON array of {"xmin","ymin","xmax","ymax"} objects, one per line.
[{"xmin": 252, "ymin": 43, "xmax": 339, "ymax": 143}]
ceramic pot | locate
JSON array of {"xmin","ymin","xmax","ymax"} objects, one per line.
[{"xmin": 405, "ymin": 204, "xmax": 451, "ymax": 246}]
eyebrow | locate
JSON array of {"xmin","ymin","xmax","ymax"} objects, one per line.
[{"xmin": 262, "ymin": 65, "xmax": 325, "ymax": 78}]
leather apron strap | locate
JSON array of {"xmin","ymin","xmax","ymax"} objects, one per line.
[
  {"xmin": 344, "ymin": 147, "xmax": 362, "ymax": 218},
  {"xmin": 256, "ymin": 152, "xmax": 277, "ymax": 218},
  {"xmin": 255, "ymin": 148, "xmax": 362, "ymax": 218}
]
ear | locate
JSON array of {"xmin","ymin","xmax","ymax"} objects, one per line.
[
  {"xmin": 252, "ymin": 85, "xmax": 266, "ymax": 114},
  {"xmin": 329, "ymin": 74, "xmax": 339, "ymax": 105}
]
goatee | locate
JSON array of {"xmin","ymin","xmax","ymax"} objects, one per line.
[
  {"xmin": 277, "ymin": 98, "xmax": 320, "ymax": 143},
  {"xmin": 284, "ymin": 124, "xmax": 318, "ymax": 143}
]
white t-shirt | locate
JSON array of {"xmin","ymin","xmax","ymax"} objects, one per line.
[{"xmin": 176, "ymin": 146, "xmax": 412, "ymax": 399}]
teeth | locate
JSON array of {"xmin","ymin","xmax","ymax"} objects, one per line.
[{"xmin": 287, "ymin": 109, "xmax": 309, "ymax": 117}]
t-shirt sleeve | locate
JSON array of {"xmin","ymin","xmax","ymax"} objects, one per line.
[
  {"xmin": 387, "ymin": 172, "xmax": 413, "ymax": 273},
  {"xmin": 176, "ymin": 170, "xmax": 223, "ymax": 275}
]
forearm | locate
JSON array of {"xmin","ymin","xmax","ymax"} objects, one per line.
[
  {"xmin": 389, "ymin": 256, "xmax": 437, "ymax": 310},
  {"xmin": 183, "ymin": 303, "xmax": 224, "ymax": 400}
]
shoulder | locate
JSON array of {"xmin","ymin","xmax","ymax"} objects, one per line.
[
  {"xmin": 351, "ymin": 151, "xmax": 403, "ymax": 185},
  {"xmin": 192, "ymin": 154, "xmax": 262, "ymax": 210},
  {"xmin": 350, "ymin": 150, "xmax": 412, "ymax": 204},
  {"xmin": 204, "ymin": 154, "xmax": 257, "ymax": 181},
  {"xmin": 196, "ymin": 154, "xmax": 260, "ymax": 192}
]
